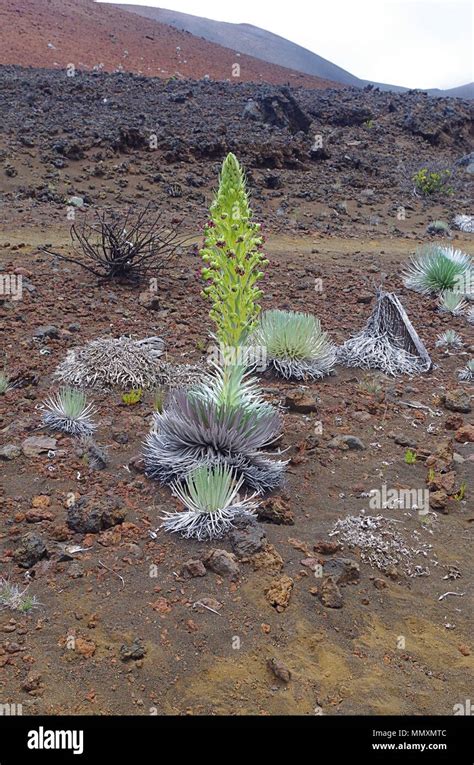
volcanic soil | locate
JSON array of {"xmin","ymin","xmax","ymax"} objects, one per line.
[{"xmin": 0, "ymin": 66, "xmax": 472, "ymax": 716}]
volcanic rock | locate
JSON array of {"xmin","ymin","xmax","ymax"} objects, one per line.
[
  {"xmin": 66, "ymin": 497, "xmax": 126, "ymax": 534},
  {"xmin": 443, "ymin": 390, "xmax": 471, "ymax": 414},
  {"xmin": 267, "ymin": 657, "xmax": 292, "ymax": 683},
  {"xmin": 265, "ymin": 575, "xmax": 294, "ymax": 611},
  {"xmin": 285, "ymin": 392, "xmax": 318, "ymax": 414},
  {"xmin": 229, "ymin": 517, "xmax": 266, "ymax": 557},
  {"xmin": 203, "ymin": 549, "xmax": 240, "ymax": 580},
  {"xmin": 179, "ymin": 559, "xmax": 207, "ymax": 579},
  {"xmin": 318, "ymin": 576, "xmax": 343, "ymax": 608},
  {"xmin": 120, "ymin": 640, "xmax": 146, "ymax": 661},
  {"xmin": 0, "ymin": 444, "xmax": 21, "ymax": 460},
  {"xmin": 322, "ymin": 557, "xmax": 360, "ymax": 585},
  {"xmin": 257, "ymin": 496, "xmax": 294, "ymax": 525},
  {"xmin": 21, "ymin": 436, "xmax": 57, "ymax": 458},
  {"xmin": 455, "ymin": 424, "xmax": 474, "ymax": 443},
  {"xmin": 13, "ymin": 532, "xmax": 48, "ymax": 568},
  {"xmin": 327, "ymin": 435, "xmax": 366, "ymax": 450}
]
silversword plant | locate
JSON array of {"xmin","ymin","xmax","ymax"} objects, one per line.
[
  {"xmin": 42, "ymin": 387, "xmax": 96, "ymax": 437},
  {"xmin": 438, "ymin": 291, "xmax": 468, "ymax": 315},
  {"xmin": 55, "ymin": 335, "xmax": 165, "ymax": 390},
  {"xmin": 55, "ymin": 335, "xmax": 203, "ymax": 391},
  {"xmin": 458, "ymin": 359, "xmax": 474, "ymax": 382},
  {"xmin": 426, "ymin": 220, "xmax": 450, "ymax": 236},
  {"xmin": 403, "ymin": 245, "xmax": 472, "ymax": 295},
  {"xmin": 337, "ymin": 290, "xmax": 431, "ymax": 376},
  {"xmin": 453, "ymin": 214, "xmax": 474, "ymax": 233},
  {"xmin": 201, "ymin": 153, "xmax": 268, "ymax": 349},
  {"xmin": 435, "ymin": 329, "xmax": 462, "ymax": 349},
  {"xmin": 144, "ymin": 363, "xmax": 285, "ymax": 491},
  {"xmin": 251, "ymin": 309, "xmax": 336, "ymax": 380},
  {"xmin": 161, "ymin": 464, "xmax": 259, "ymax": 540}
]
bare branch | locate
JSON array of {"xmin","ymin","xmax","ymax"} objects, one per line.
[{"xmin": 40, "ymin": 205, "xmax": 184, "ymax": 284}]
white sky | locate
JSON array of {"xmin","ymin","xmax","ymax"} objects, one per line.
[{"xmin": 103, "ymin": 0, "xmax": 473, "ymax": 88}]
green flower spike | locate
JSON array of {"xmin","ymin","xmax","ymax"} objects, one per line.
[{"xmin": 200, "ymin": 153, "xmax": 268, "ymax": 351}]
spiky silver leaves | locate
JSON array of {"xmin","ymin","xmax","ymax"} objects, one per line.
[
  {"xmin": 192, "ymin": 361, "xmax": 274, "ymax": 416},
  {"xmin": 251, "ymin": 309, "xmax": 336, "ymax": 380},
  {"xmin": 160, "ymin": 465, "xmax": 258, "ymax": 541},
  {"xmin": 337, "ymin": 290, "xmax": 431, "ymax": 376},
  {"xmin": 435, "ymin": 330, "xmax": 462, "ymax": 349},
  {"xmin": 42, "ymin": 388, "xmax": 96, "ymax": 437},
  {"xmin": 144, "ymin": 365, "xmax": 285, "ymax": 492},
  {"xmin": 458, "ymin": 359, "xmax": 474, "ymax": 382},
  {"xmin": 145, "ymin": 390, "xmax": 284, "ymax": 491},
  {"xmin": 438, "ymin": 291, "xmax": 468, "ymax": 315},
  {"xmin": 402, "ymin": 245, "xmax": 472, "ymax": 296},
  {"xmin": 453, "ymin": 215, "xmax": 474, "ymax": 234}
]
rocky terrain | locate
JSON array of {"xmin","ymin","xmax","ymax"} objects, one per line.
[
  {"xmin": 0, "ymin": 65, "xmax": 472, "ymax": 235},
  {"xmin": 0, "ymin": 65, "xmax": 473, "ymax": 716}
]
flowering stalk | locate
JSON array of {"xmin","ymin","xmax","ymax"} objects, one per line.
[{"xmin": 200, "ymin": 153, "xmax": 268, "ymax": 350}]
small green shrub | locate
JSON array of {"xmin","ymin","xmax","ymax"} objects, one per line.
[
  {"xmin": 195, "ymin": 339, "xmax": 206, "ymax": 352},
  {"xmin": 18, "ymin": 594, "xmax": 38, "ymax": 613},
  {"xmin": 122, "ymin": 388, "xmax": 143, "ymax": 405},
  {"xmin": 413, "ymin": 168, "xmax": 452, "ymax": 196},
  {"xmin": 404, "ymin": 449, "xmax": 417, "ymax": 465}
]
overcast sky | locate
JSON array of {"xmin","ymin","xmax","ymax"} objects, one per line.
[{"xmin": 104, "ymin": 0, "xmax": 473, "ymax": 88}]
